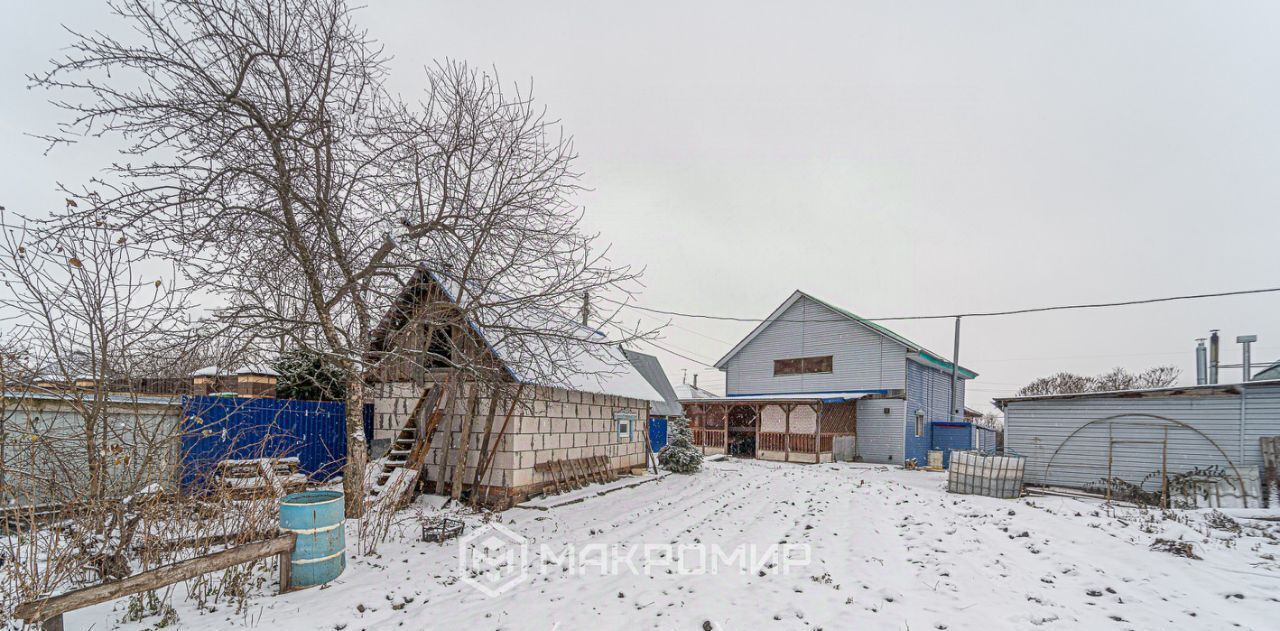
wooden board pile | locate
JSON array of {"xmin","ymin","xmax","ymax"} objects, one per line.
[
  {"xmin": 215, "ymin": 458, "xmax": 307, "ymax": 499},
  {"xmin": 533, "ymin": 455, "xmax": 619, "ymax": 495}
]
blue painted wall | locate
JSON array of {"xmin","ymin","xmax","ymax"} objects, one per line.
[
  {"xmin": 930, "ymin": 423, "xmax": 974, "ymax": 467},
  {"xmin": 904, "ymin": 361, "xmax": 966, "ymax": 465}
]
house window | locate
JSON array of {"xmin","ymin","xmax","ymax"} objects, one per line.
[
  {"xmin": 615, "ymin": 411, "xmax": 636, "ymax": 440},
  {"xmin": 915, "ymin": 410, "xmax": 925, "ymax": 438},
  {"xmin": 773, "ymin": 355, "xmax": 833, "ymax": 376}
]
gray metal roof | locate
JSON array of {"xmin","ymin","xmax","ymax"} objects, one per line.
[{"xmin": 621, "ymin": 349, "xmax": 683, "ymax": 417}]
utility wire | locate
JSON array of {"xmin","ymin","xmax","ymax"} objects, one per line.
[{"xmin": 602, "ymin": 286, "xmax": 1280, "ymax": 323}]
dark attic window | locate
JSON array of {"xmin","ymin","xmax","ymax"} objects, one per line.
[
  {"xmin": 425, "ymin": 325, "xmax": 454, "ymax": 368},
  {"xmin": 773, "ymin": 355, "xmax": 833, "ymax": 376}
]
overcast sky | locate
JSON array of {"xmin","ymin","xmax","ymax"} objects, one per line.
[{"xmin": 3, "ymin": 1, "xmax": 1279, "ymax": 411}]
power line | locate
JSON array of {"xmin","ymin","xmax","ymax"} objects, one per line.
[
  {"xmin": 603, "ymin": 286, "xmax": 1280, "ymax": 323},
  {"xmin": 637, "ymin": 336, "xmax": 719, "ymax": 368}
]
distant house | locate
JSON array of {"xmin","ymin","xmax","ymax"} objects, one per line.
[
  {"xmin": 673, "ymin": 380, "xmax": 718, "ymax": 400},
  {"xmin": 679, "ymin": 290, "xmax": 977, "ymax": 464},
  {"xmin": 367, "ymin": 269, "xmax": 664, "ymax": 505},
  {"xmin": 1254, "ymin": 360, "xmax": 1280, "ymax": 381}
]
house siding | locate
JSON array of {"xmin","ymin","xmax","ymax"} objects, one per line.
[
  {"xmin": 724, "ymin": 295, "xmax": 907, "ymax": 396},
  {"xmin": 855, "ymin": 398, "xmax": 905, "ymax": 463},
  {"xmin": 1003, "ymin": 382, "xmax": 1280, "ymax": 497},
  {"xmin": 904, "ymin": 360, "xmax": 968, "ymax": 465}
]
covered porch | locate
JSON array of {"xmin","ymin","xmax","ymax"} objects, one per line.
[{"xmin": 681, "ymin": 394, "xmax": 861, "ymax": 464}]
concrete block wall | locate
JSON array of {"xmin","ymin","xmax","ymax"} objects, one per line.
[{"xmin": 372, "ymin": 381, "xmax": 649, "ymax": 499}]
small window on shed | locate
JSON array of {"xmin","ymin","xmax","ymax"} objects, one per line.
[
  {"xmin": 425, "ymin": 325, "xmax": 454, "ymax": 368},
  {"xmin": 915, "ymin": 410, "xmax": 925, "ymax": 438},
  {"xmin": 773, "ymin": 355, "xmax": 833, "ymax": 376}
]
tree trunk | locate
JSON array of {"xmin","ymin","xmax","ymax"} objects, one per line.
[{"xmin": 343, "ymin": 375, "xmax": 367, "ymax": 518}]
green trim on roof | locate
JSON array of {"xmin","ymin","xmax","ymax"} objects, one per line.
[
  {"xmin": 916, "ymin": 350, "xmax": 979, "ymax": 380},
  {"xmin": 803, "ymin": 293, "xmax": 978, "ymax": 379}
]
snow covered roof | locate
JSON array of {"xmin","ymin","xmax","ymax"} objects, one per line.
[
  {"xmin": 712, "ymin": 290, "xmax": 977, "ymax": 379},
  {"xmin": 235, "ymin": 365, "xmax": 280, "ymax": 377},
  {"xmin": 376, "ymin": 268, "xmax": 664, "ymax": 404},
  {"xmin": 193, "ymin": 365, "xmax": 280, "ymax": 377},
  {"xmin": 673, "ymin": 382, "xmax": 719, "ymax": 400}
]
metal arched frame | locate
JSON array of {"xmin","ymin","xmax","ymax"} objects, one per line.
[{"xmin": 1041, "ymin": 413, "xmax": 1248, "ymax": 507}]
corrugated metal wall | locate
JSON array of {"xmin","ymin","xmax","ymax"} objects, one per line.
[
  {"xmin": 181, "ymin": 396, "xmax": 374, "ymax": 491},
  {"xmin": 855, "ymin": 398, "xmax": 905, "ymax": 463},
  {"xmin": 1, "ymin": 396, "xmax": 181, "ymax": 505},
  {"xmin": 725, "ymin": 295, "xmax": 907, "ymax": 395},
  {"xmin": 931, "ymin": 423, "xmax": 974, "ymax": 467},
  {"xmin": 1004, "ymin": 383, "xmax": 1280, "ymax": 494},
  {"xmin": 904, "ymin": 361, "xmax": 967, "ymax": 464},
  {"xmin": 976, "ymin": 426, "xmax": 998, "ymax": 452}
]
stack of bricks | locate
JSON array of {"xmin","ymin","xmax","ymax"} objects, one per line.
[{"xmin": 371, "ymin": 381, "xmax": 650, "ymax": 505}]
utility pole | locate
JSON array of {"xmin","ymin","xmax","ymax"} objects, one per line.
[{"xmin": 950, "ymin": 316, "xmax": 961, "ymax": 423}]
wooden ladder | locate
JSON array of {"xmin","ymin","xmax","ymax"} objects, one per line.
[{"xmin": 367, "ymin": 376, "xmax": 452, "ymax": 504}]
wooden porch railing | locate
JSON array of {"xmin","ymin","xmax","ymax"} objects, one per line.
[{"xmin": 692, "ymin": 429, "xmax": 724, "ymax": 448}]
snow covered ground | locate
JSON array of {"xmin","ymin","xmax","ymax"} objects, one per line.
[{"xmin": 67, "ymin": 459, "xmax": 1280, "ymax": 630}]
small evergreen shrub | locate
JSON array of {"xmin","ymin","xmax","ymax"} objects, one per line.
[{"xmin": 658, "ymin": 418, "xmax": 703, "ymax": 474}]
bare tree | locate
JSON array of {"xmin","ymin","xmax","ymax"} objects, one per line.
[
  {"xmin": 0, "ymin": 207, "xmax": 193, "ymax": 504},
  {"xmin": 0, "ymin": 205, "xmax": 210, "ymax": 607},
  {"xmin": 31, "ymin": 0, "xmax": 648, "ymax": 517},
  {"xmin": 1016, "ymin": 365, "xmax": 1181, "ymax": 397}
]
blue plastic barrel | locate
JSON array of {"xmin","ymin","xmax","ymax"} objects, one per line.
[{"xmin": 279, "ymin": 490, "xmax": 346, "ymax": 588}]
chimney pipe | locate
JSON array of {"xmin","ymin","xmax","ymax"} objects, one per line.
[
  {"xmin": 1195, "ymin": 339, "xmax": 1207, "ymax": 385},
  {"xmin": 1209, "ymin": 330, "xmax": 1220, "ymax": 384},
  {"xmin": 693, "ymin": 373, "xmax": 698, "ymax": 389},
  {"xmin": 1237, "ymin": 334, "xmax": 1257, "ymax": 382},
  {"xmin": 580, "ymin": 291, "xmax": 589, "ymax": 327}
]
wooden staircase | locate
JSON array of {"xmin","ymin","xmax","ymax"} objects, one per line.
[{"xmin": 366, "ymin": 376, "xmax": 452, "ymax": 508}]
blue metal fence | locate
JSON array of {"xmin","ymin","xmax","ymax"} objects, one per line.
[
  {"xmin": 181, "ymin": 395, "xmax": 373, "ymax": 491},
  {"xmin": 930, "ymin": 421, "xmax": 976, "ymax": 468}
]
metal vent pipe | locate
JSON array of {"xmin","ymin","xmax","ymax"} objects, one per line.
[
  {"xmin": 1195, "ymin": 339, "xmax": 1207, "ymax": 385},
  {"xmin": 1237, "ymin": 335, "xmax": 1257, "ymax": 382},
  {"xmin": 1209, "ymin": 330, "xmax": 1220, "ymax": 385}
]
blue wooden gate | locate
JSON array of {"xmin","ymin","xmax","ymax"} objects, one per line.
[
  {"xmin": 648, "ymin": 417, "xmax": 668, "ymax": 452},
  {"xmin": 181, "ymin": 395, "xmax": 373, "ymax": 491}
]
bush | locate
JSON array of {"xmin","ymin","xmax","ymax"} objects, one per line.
[
  {"xmin": 274, "ymin": 349, "xmax": 347, "ymax": 401},
  {"xmin": 658, "ymin": 418, "xmax": 703, "ymax": 474}
]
